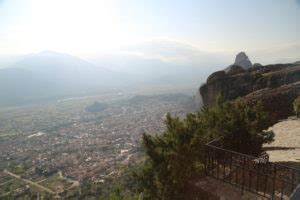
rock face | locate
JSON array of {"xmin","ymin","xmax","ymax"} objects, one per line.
[
  {"xmin": 225, "ymin": 52, "xmax": 252, "ymax": 72},
  {"xmin": 200, "ymin": 57, "xmax": 300, "ymax": 122},
  {"xmin": 243, "ymin": 82, "xmax": 300, "ymax": 122},
  {"xmin": 233, "ymin": 52, "xmax": 252, "ymax": 68}
]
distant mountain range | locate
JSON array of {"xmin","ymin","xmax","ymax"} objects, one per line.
[
  {"xmin": 0, "ymin": 44, "xmax": 299, "ymax": 106},
  {"xmin": 0, "ymin": 51, "xmax": 123, "ymax": 106},
  {"xmin": 0, "ymin": 48, "xmax": 227, "ymax": 106}
]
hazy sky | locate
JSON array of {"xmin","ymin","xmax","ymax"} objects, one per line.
[{"xmin": 0, "ymin": 0, "xmax": 299, "ymax": 57}]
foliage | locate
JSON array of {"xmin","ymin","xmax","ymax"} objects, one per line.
[
  {"xmin": 201, "ymin": 96, "xmax": 274, "ymax": 155},
  {"xmin": 108, "ymin": 188, "xmax": 124, "ymax": 200},
  {"xmin": 293, "ymin": 96, "xmax": 300, "ymax": 117},
  {"xmin": 134, "ymin": 97, "xmax": 274, "ymax": 199},
  {"xmin": 35, "ymin": 165, "xmax": 57, "ymax": 177}
]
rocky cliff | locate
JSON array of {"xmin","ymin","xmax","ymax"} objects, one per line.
[{"xmin": 200, "ymin": 53, "xmax": 300, "ymax": 122}]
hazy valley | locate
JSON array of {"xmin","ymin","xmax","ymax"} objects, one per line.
[
  {"xmin": 0, "ymin": 91, "xmax": 194, "ymax": 198},
  {"xmin": 0, "ymin": 0, "xmax": 299, "ymax": 199}
]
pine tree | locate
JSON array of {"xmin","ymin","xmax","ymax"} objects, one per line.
[{"xmin": 135, "ymin": 97, "xmax": 274, "ymax": 199}]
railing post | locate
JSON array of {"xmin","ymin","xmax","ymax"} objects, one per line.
[
  {"xmin": 263, "ymin": 174, "xmax": 267, "ymax": 196},
  {"xmin": 229, "ymin": 152, "xmax": 232, "ymax": 181},
  {"xmin": 256, "ymin": 161, "xmax": 260, "ymax": 193},
  {"xmin": 241, "ymin": 157, "xmax": 246, "ymax": 194},
  {"xmin": 223, "ymin": 151, "xmax": 226, "ymax": 180},
  {"xmin": 280, "ymin": 181, "xmax": 284, "ymax": 200},
  {"xmin": 272, "ymin": 165, "xmax": 276, "ymax": 199},
  {"xmin": 291, "ymin": 170, "xmax": 295, "ymax": 194},
  {"xmin": 217, "ymin": 150, "xmax": 220, "ymax": 178},
  {"xmin": 249, "ymin": 170, "xmax": 252, "ymax": 191},
  {"xmin": 204, "ymin": 145, "xmax": 207, "ymax": 174}
]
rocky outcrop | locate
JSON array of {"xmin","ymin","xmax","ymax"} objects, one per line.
[
  {"xmin": 233, "ymin": 52, "xmax": 252, "ymax": 69},
  {"xmin": 225, "ymin": 52, "xmax": 252, "ymax": 72},
  {"xmin": 200, "ymin": 53, "xmax": 300, "ymax": 122},
  {"xmin": 243, "ymin": 82, "xmax": 300, "ymax": 122}
]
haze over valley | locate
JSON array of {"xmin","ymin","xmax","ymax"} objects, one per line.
[{"xmin": 0, "ymin": 0, "xmax": 299, "ymax": 199}]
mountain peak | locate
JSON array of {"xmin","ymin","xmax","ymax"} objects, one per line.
[
  {"xmin": 233, "ymin": 51, "xmax": 252, "ymax": 69},
  {"xmin": 39, "ymin": 50, "xmax": 61, "ymax": 56},
  {"xmin": 235, "ymin": 52, "xmax": 248, "ymax": 62},
  {"xmin": 224, "ymin": 52, "xmax": 252, "ymax": 72}
]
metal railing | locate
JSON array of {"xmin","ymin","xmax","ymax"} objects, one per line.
[{"xmin": 204, "ymin": 137, "xmax": 300, "ymax": 200}]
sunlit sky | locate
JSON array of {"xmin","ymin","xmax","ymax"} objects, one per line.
[{"xmin": 0, "ymin": 0, "xmax": 299, "ymax": 56}]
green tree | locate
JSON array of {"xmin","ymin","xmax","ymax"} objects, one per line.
[
  {"xmin": 200, "ymin": 97, "xmax": 274, "ymax": 156},
  {"xmin": 108, "ymin": 188, "xmax": 123, "ymax": 200},
  {"xmin": 135, "ymin": 97, "xmax": 274, "ymax": 199}
]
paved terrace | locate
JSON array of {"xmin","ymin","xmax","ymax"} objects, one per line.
[{"xmin": 265, "ymin": 118, "xmax": 300, "ymax": 166}]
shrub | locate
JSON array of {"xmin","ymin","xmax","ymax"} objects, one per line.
[
  {"xmin": 134, "ymin": 97, "xmax": 274, "ymax": 199},
  {"xmin": 293, "ymin": 96, "xmax": 300, "ymax": 117}
]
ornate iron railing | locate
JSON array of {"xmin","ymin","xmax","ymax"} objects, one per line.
[{"xmin": 204, "ymin": 137, "xmax": 300, "ymax": 200}]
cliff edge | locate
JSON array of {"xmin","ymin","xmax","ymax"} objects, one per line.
[{"xmin": 200, "ymin": 52, "xmax": 300, "ymax": 122}]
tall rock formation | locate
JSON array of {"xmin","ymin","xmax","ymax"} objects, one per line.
[
  {"xmin": 199, "ymin": 53, "xmax": 300, "ymax": 122},
  {"xmin": 225, "ymin": 52, "xmax": 252, "ymax": 72},
  {"xmin": 233, "ymin": 52, "xmax": 252, "ymax": 69}
]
